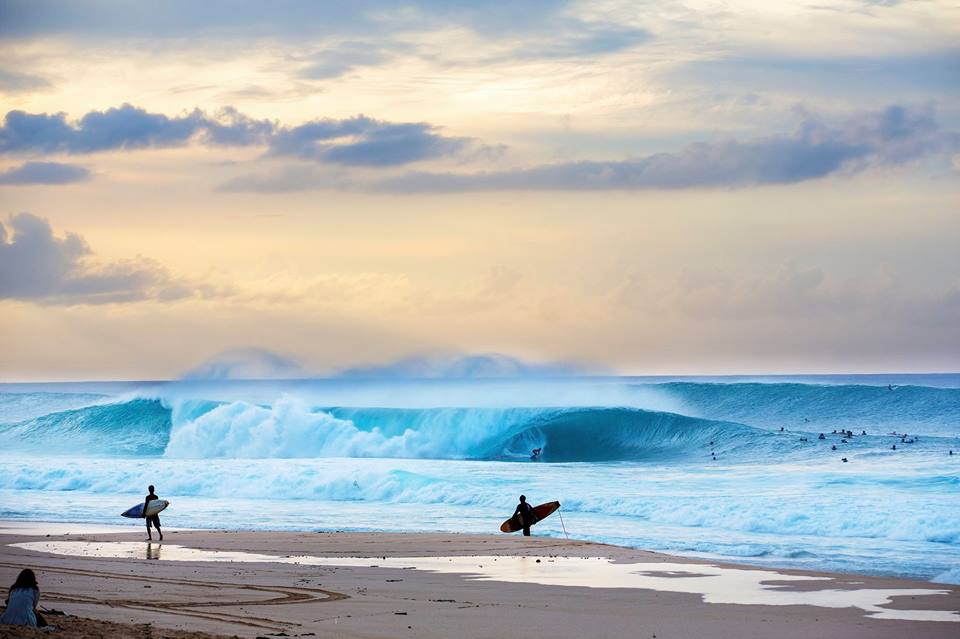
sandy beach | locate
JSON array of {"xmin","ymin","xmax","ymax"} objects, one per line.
[{"xmin": 0, "ymin": 523, "xmax": 956, "ymax": 639}]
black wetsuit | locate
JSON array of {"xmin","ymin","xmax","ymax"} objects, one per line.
[
  {"xmin": 514, "ymin": 501, "xmax": 535, "ymax": 537},
  {"xmin": 145, "ymin": 492, "xmax": 162, "ymax": 540}
]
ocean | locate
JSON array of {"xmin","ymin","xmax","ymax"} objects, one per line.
[{"xmin": 1, "ymin": 375, "xmax": 958, "ymax": 584}]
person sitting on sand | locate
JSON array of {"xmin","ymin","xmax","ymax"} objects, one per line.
[
  {"xmin": 145, "ymin": 484, "xmax": 163, "ymax": 541},
  {"xmin": 0, "ymin": 569, "xmax": 47, "ymax": 628},
  {"xmin": 514, "ymin": 495, "xmax": 536, "ymax": 537}
]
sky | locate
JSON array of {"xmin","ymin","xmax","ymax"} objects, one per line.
[{"xmin": 0, "ymin": 0, "xmax": 958, "ymax": 381}]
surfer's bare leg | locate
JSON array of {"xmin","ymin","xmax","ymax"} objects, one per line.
[
  {"xmin": 146, "ymin": 518, "xmax": 152, "ymax": 541},
  {"xmin": 147, "ymin": 514, "xmax": 163, "ymax": 541}
]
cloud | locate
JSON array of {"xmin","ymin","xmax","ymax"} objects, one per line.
[
  {"xmin": 674, "ymin": 50, "xmax": 960, "ymax": 98},
  {"xmin": 0, "ymin": 213, "xmax": 208, "ymax": 304},
  {"xmin": 297, "ymin": 42, "xmax": 407, "ymax": 80},
  {"xmin": 491, "ymin": 22, "xmax": 651, "ymax": 62},
  {"xmin": 0, "ymin": 1, "xmax": 573, "ymax": 41},
  {"xmin": 0, "ymin": 161, "xmax": 90, "ymax": 185},
  {"xmin": 1, "ymin": 105, "xmax": 471, "ymax": 167},
  {"xmin": 0, "ymin": 2, "xmax": 648, "ymax": 71},
  {"xmin": 364, "ymin": 105, "xmax": 957, "ymax": 192},
  {"xmin": 0, "ymin": 68, "xmax": 51, "ymax": 93},
  {"xmin": 180, "ymin": 347, "xmax": 306, "ymax": 380},
  {"xmin": 0, "ymin": 104, "xmax": 274, "ymax": 154},
  {"xmin": 268, "ymin": 115, "xmax": 468, "ymax": 166},
  {"xmin": 336, "ymin": 352, "xmax": 587, "ymax": 379}
]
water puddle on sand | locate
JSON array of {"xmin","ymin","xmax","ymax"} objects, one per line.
[
  {"xmin": 0, "ymin": 521, "xmax": 191, "ymax": 536},
  {"xmin": 10, "ymin": 541, "xmax": 958, "ymax": 623}
]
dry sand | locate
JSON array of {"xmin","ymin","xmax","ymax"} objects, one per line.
[{"xmin": 0, "ymin": 525, "xmax": 957, "ymax": 638}]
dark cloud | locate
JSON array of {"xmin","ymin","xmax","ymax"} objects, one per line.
[
  {"xmin": 219, "ymin": 105, "xmax": 956, "ymax": 193},
  {"xmin": 294, "ymin": 123, "xmax": 465, "ymax": 166},
  {"xmin": 0, "ymin": 161, "xmax": 90, "ymax": 185},
  {"xmin": 366, "ymin": 105, "xmax": 957, "ymax": 192},
  {"xmin": 0, "ymin": 104, "xmax": 274, "ymax": 154},
  {"xmin": 0, "ymin": 213, "xmax": 204, "ymax": 304},
  {"xmin": 0, "ymin": 68, "xmax": 51, "ymax": 93},
  {"xmin": 0, "ymin": 105, "xmax": 469, "ymax": 166},
  {"xmin": 268, "ymin": 116, "xmax": 468, "ymax": 166}
]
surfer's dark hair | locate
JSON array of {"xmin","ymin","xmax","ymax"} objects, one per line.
[
  {"xmin": 11, "ymin": 568, "xmax": 38, "ymax": 591},
  {"xmin": 519, "ymin": 495, "xmax": 526, "ymax": 501},
  {"xmin": 148, "ymin": 485, "xmax": 155, "ymax": 492}
]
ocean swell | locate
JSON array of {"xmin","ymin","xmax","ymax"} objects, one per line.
[{"xmin": 1, "ymin": 393, "xmax": 767, "ymax": 462}]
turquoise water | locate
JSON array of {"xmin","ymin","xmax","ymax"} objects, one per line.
[{"xmin": 1, "ymin": 376, "xmax": 958, "ymax": 583}]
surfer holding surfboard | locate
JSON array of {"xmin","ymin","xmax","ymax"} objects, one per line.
[
  {"xmin": 144, "ymin": 485, "xmax": 164, "ymax": 541},
  {"xmin": 515, "ymin": 495, "xmax": 534, "ymax": 536},
  {"xmin": 500, "ymin": 495, "xmax": 561, "ymax": 536}
]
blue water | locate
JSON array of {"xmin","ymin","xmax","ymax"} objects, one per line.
[{"xmin": 0, "ymin": 376, "xmax": 958, "ymax": 583}]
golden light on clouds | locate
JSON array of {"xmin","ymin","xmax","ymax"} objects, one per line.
[{"xmin": 1, "ymin": 1, "xmax": 958, "ymax": 379}]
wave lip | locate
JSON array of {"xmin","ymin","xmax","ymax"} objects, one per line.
[
  {"xmin": 164, "ymin": 398, "xmax": 770, "ymax": 462},
  {"xmin": 0, "ymin": 398, "xmax": 170, "ymax": 456}
]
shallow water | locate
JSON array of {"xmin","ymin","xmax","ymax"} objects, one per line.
[{"xmin": 11, "ymin": 540, "xmax": 959, "ymax": 623}]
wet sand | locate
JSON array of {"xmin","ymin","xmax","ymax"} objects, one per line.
[{"xmin": 0, "ymin": 523, "xmax": 957, "ymax": 638}]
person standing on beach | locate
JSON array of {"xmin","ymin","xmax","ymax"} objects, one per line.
[
  {"xmin": 514, "ymin": 495, "xmax": 535, "ymax": 537},
  {"xmin": 145, "ymin": 485, "xmax": 163, "ymax": 541}
]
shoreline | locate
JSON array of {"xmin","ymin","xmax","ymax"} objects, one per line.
[
  {"xmin": 2, "ymin": 517, "xmax": 955, "ymax": 587},
  {"xmin": 1, "ymin": 521, "xmax": 957, "ymax": 638}
]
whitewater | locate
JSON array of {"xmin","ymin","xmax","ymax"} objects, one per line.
[{"xmin": 1, "ymin": 375, "xmax": 958, "ymax": 584}]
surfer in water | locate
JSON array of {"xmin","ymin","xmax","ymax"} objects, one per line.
[
  {"xmin": 530, "ymin": 448, "xmax": 542, "ymax": 461},
  {"xmin": 145, "ymin": 485, "xmax": 163, "ymax": 541},
  {"xmin": 514, "ymin": 495, "xmax": 535, "ymax": 537}
]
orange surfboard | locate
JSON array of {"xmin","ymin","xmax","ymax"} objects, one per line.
[{"xmin": 500, "ymin": 501, "xmax": 561, "ymax": 533}]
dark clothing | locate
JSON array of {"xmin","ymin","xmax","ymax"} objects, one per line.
[
  {"xmin": 144, "ymin": 492, "xmax": 162, "ymax": 539},
  {"xmin": 514, "ymin": 502, "xmax": 535, "ymax": 537}
]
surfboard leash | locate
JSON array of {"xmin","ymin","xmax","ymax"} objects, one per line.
[{"xmin": 558, "ymin": 509, "xmax": 569, "ymax": 540}]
